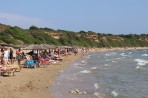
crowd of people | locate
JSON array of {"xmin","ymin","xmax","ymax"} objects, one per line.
[{"xmin": 0, "ymin": 46, "xmax": 88, "ymax": 76}]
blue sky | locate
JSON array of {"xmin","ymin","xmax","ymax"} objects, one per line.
[{"xmin": 0, "ymin": 0, "xmax": 148, "ymax": 34}]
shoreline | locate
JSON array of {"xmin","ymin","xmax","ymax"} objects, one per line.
[
  {"xmin": 89, "ymin": 47, "xmax": 148, "ymax": 52},
  {"xmin": 0, "ymin": 47, "xmax": 148, "ymax": 98},
  {"xmin": 49, "ymin": 47, "xmax": 148, "ymax": 98}
]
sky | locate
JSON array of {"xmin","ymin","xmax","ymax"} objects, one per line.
[{"xmin": 0, "ymin": 0, "xmax": 148, "ymax": 34}]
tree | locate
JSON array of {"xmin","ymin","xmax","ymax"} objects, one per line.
[{"xmin": 29, "ymin": 25, "xmax": 39, "ymax": 30}]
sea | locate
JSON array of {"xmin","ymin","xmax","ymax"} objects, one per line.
[{"xmin": 49, "ymin": 49, "xmax": 148, "ymax": 98}]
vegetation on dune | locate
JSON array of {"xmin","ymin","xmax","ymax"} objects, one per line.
[
  {"xmin": 58, "ymin": 30, "xmax": 98, "ymax": 47},
  {"xmin": 0, "ymin": 23, "xmax": 148, "ymax": 47},
  {"xmin": 29, "ymin": 29, "xmax": 61, "ymax": 45}
]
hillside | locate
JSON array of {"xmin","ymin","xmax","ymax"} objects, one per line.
[{"xmin": 0, "ymin": 23, "xmax": 148, "ymax": 47}]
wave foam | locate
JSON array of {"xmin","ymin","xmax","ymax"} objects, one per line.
[
  {"xmin": 91, "ymin": 67, "xmax": 97, "ymax": 69},
  {"xmin": 128, "ymin": 52, "xmax": 132, "ymax": 54},
  {"xmin": 112, "ymin": 61, "xmax": 117, "ymax": 63},
  {"xmin": 142, "ymin": 54, "xmax": 148, "ymax": 57},
  {"xmin": 104, "ymin": 64, "xmax": 110, "ymax": 66},
  {"xmin": 135, "ymin": 66, "xmax": 143, "ymax": 69},
  {"xmin": 94, "ymin": 83, "xmax": 99, "ymax": 89},
  {"xmin": 134, "ymin": 59, "xmax": 148, "ymax": 66},
  {"xmin": 74, "ymin": 66, "xmax": 83, "ymax": 68},
  {"xmin": 105, "ymin": 52, "xmax": 117, "ymax": 56},
  {"xmin": 120, "ymin": 53, "xmax": 128, "ymax": 56},
  {"xmin": 116, "ymin": 58, "xmax": 121, "ymax": 59},
  {"xmin": 94, "ymin": 92, "xmax": 100, "ymax": 98},
  {"xmin": 111, "ymin": 91, "xmax": 119, "ymax": 97},
  {"xmin": 80, "ymin": 70, "xmax": 90, "ymax": 73},
  {"xmin": 74, "ymin": 63, "xmax": 86, "ymax": 66},
  {"xmin": 81, "ymin": 60, "xmax": 87, "ymax": 63}
]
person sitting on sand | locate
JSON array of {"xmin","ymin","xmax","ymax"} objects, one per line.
[
  {"xmin": 0, "ymin": 56, "xmax": 15, "ymax": 76},
  {"xmin": 45, "ymin": 54, "xmax": 58, "ymax": 63},
  {"xmin": 54, "ymin": 48, "xmax": 60, "ymax": 57}
]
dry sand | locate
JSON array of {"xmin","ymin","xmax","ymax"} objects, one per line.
[{"xmin": 0, "ymin": 53, "xmax": 82, "ymax": 98}]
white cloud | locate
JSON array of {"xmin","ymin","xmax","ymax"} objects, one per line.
[{"xmin": 0, "ymin": 12, "xmax": 46, "ymax": 28}]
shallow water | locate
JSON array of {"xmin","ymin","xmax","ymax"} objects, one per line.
[{"xmin": 49, "ymin": 49, "xmax": 148, "ymax": 98}]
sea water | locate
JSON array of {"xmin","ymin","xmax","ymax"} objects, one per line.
[{"xmin": 49, "ymin": 49, "xmax": 148, "ymax": 98}]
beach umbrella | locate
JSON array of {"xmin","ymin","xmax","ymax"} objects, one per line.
[
  {"xmin": 22, "ymin": 45, "xmax": 48, "ymax": 57},
  {"xmin": 0, "ymin": 45, "xmax": 4, "ymax": 49},
  {"xmin": 22, "ymin": 45, "xmax": 48, "ymax": 50},
  {"xmin": 40, "ymin": 44, "xmax": 56, "ymax": 49},
  {"xmin": 0, "ymin": 45, "xmax": 6, "ymax": 49},
  {"xmin": 63, "ymin": 46, "xmax": 72, "ymax": 48},
  {"xmin": 13, "ymin": 45, "xmax": 25, "ymax": 49}
]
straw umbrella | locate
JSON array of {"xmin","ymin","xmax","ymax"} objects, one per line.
[
  {"xmin": 0, "ymin": 45, "xmax": 6, "ymax": 49},
  {"xmin": 40, "ymin": 44, "xmax": 56, "ymax": 49},
  {"xmin": 22, "ymin": 45, "xmax": 48, "ymax": 56},
  {"xmin": 22, "ymin": 45, "xmax": 48, "ymax": 50}
]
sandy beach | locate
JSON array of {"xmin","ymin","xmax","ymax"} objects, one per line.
[
  {"xmin": 0, "ymin": 47, "xmax": 148, "ymax": 98},
  {"xmin": 0, "ymin": 52, "xmax": 82, "ymax": 98}
]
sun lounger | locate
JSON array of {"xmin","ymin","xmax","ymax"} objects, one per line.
[
  {"xmin": 0, "ymin": 66, "xmax": 15, "ymax": 76},
  {"xmin": 38, "ymin": 57, "xmax": 49, "ymax": 67},
  {"xmin": 24, "ymin": 60, "xmax": 37, "ymax": 68}
]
